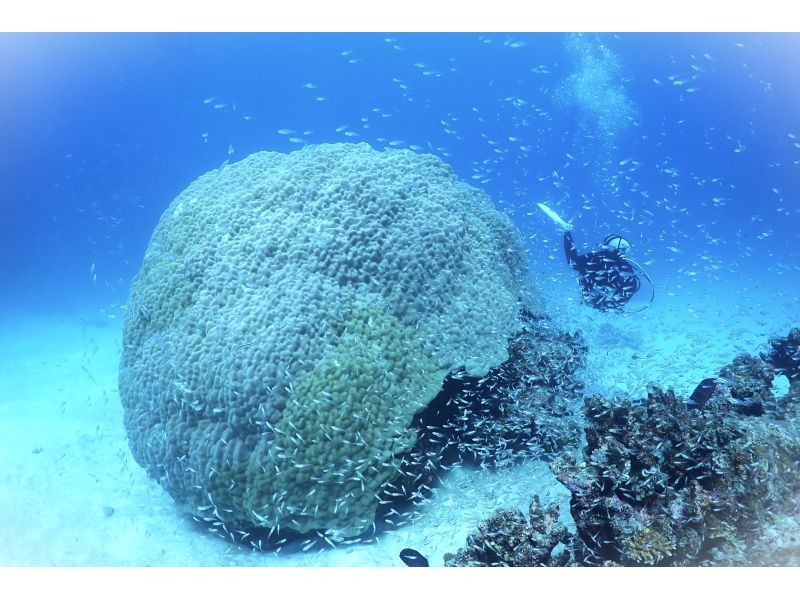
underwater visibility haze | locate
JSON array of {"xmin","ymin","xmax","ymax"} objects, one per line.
[{"xmin": 0, "ymin": 32, "xmax": 799, "ymax": 566}]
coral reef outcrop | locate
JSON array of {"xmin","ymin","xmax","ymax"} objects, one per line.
[
  {"xmin": 444, "ymin": 496, "xmax": 572, "ymax": 566},
  {"xmin": 762, "ymin": 327, "xmax": 800, "ymax": 399},
  {"xmin": 551, "ymin": 333, "xmax": 800, "ymax": 566},
  {"xmin": 119, "ymin": 143, "xmax": 534, "ymax": 539},
  {"xmin": 448, "ymin": 329, "xmax": 800, "ymax": 566},
  {"xmin": 404, "ymin": 308, "xmax": 587, "ymax": 477}
]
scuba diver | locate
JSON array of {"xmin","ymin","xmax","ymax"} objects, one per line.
[
  {"xmin": 564, "ymin": 231, "xmax": 640, "ymax": 312},
  {"xmin": 538, "ymin": 202, "xmax": 653, "ymax": 313}
]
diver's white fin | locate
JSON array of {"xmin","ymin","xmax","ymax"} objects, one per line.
[{"xmin": 537, "ymin": 202, "xmax": 572, "ymax": 231}]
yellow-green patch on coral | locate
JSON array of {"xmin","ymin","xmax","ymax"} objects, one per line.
[{"xmin": 243, "ymin": 305, "xmax": 445, "ymax": 537}]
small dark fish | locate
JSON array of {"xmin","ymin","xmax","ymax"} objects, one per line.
[
  {"xmin": 688, "ymin": 378, "xmax": 717, "ymax": 409},
  {"xmin": 399, "ymin": 548, "xmax": 429, "ymax": 567},
  {"xmin": 732, "ymin": 399, "xmax": 764, "ymax": 417}
]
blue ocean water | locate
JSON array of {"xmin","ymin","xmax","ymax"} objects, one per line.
[
  {"xmin": 1, "ymin": 32, "xmax": 799, "ymax": 566},
  {"xmin": 2, "ymin": 33, "xmax": 798, "ymax": 318}
]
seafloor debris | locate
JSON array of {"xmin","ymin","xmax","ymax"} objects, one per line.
[
  {"xmin": 450, "ymin": 329, "xmax": 800, "ymax": 566},
  {"xmin": 443, "ymin": 495, "xmax": 572, "ymax": 566}
]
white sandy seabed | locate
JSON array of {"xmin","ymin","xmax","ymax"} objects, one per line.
[{"xmin": 0, "ymin": 279, "xmax": 797, "ymax": 566}]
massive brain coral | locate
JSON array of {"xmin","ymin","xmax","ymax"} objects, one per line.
[{"xmin": 119, "ymin": 142, "xmax": 530, "ymax": 539}]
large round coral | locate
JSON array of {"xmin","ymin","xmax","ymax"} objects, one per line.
[{"xmin": 119, "ymin": 143, "xmax": 530, "ymax": 538}]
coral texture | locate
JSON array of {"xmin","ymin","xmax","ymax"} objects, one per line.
[
  {"xmin": 413, "ymin": 308, "xmax": 587, "ymax": 470},
  {"xmin": 448, "ymin": 330, "xmax": 800, "ymax": 567},
  {"xmin": 762, "ymin": 327, "xmax": 800, "ymax": 397},
  {"xmin": 119, "ymin": 143, "xmax": 531, "ymax": 538},
  {"xmin": 551, "ymin": 345, "xmax": 800, "ymax": 566},
  {"xmin": 444, "ymin": 496, "xmax": 572, "ymax": 566}
]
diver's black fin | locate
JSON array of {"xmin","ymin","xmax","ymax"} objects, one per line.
[{"xmin": 399, "ymin": 548, "xmax": 429, "ymax": 567}]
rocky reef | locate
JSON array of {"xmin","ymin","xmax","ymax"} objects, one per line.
[
  {"xmin": 448, "ymin": 328, "xmax": 800, "ymax": 566},
  {"xmin": 443, "ymin": 496, "xmax": 572, "ymax": 566},
  {"xmin": 120, "ymin": 143, "xmax": 537, "ymax": 541},
  {"xmin": 408, "ymin": 307, "xmax": 588, "ymax": 469},
  {"xmin": 372, "ymin": 307, "xmax": 588, "ymax": 534},
  {"xmin": 762, "ymin": 327, "xmax": 800, "ymax": 404}
]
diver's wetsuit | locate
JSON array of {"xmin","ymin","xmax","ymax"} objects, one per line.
[{"xmin": 564, "ymin": 231, "xmax": 640, "ymax": 312}]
